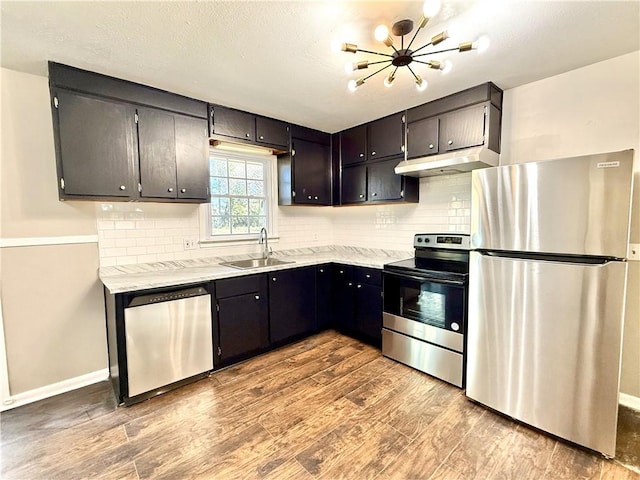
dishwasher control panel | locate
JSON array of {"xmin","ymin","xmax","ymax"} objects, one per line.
[{"xmin": 127, "ymin": 286, "xmax": 209, "ymax": 308}]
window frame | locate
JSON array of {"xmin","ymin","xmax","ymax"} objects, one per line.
[{"xmin": 199, "ymin": 147, "xmax": 279, "ymax": 246}]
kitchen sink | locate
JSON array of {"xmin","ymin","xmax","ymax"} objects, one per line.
[{"xmin": 220, "ymin": 257, "xmax": 295, "ymax": 270}]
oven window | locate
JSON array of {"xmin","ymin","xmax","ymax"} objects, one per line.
[{"xmin": 384, "ymin": 273, "xmax": 466, "ymax": 331}]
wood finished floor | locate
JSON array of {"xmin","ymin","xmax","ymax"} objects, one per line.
[{"xmin": 1, "ymin": 330, "xmax": 639, "ymax": 480}]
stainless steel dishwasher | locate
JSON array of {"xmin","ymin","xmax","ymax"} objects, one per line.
[{"xmin": 124, "ymin": 285, "xmax": 213, "ymax": 399}]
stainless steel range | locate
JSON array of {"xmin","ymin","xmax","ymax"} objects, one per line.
[{"xmin": 382, "ymin": 234, "xmax": 470, "ymax": 387}]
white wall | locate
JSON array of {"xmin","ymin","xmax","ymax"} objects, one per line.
[{"xmin": 501, "ymin": 51, "xmax": 640, "ymax": 398}]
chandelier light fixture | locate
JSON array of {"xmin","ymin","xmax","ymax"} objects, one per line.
[{"xmin": 339, "ymin": 0, "xmax": 489, "ymax": 92}]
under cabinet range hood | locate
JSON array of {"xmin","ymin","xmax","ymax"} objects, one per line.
[{"xmin": 395, "ymin": 147, "xmax": 499, "ymax": 177}]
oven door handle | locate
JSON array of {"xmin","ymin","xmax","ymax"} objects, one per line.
[{"xmin": 384, "ymin": 270, "xmax": 466, "ymax": 286}]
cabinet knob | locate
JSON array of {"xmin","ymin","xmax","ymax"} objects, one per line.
[
  {"xmin": 319, "ymin": 269, "xmax": 324, "ymax": 273},
  {"xmin": 400, "ymin": 189, "xmax": 404, "ymax": 198},
  {"xmin": 359, "ymin": 153, "xmax": 364, "ymax": 158},
  {"xmin": 254, "ymin": 295, "xmax": 260, "ymax": 300},
  {"xmin": 366, "ymin": 274, "xmax": 371, "ymax": 278},
  {"xmin": 168, "ymin": 187, "xmax": 174, "ymax": 193},
  {"xmin": 259, "ymin": 135, "xmax": 264, "ymax": 140},
  {"xmin": 314, "ymin": 196, "xmax": 318, "ymax": 200},
  {"xmin": 359, "ymin": 194, "xmax": 364, "ymax": 198},
  {"xmin": 357, "ymin": 284, "xmax": 362, "ymax": 289},
  {"xmin": 429, "ymin": 144, "xmax": 434, "ymax": 149},
  {"xmin": 246, "ymin": 133, "xmax": 251, "ymax": 138},
  {"xmin": 339, "ymin": 270, "xmax": 344, "ymax": 274},
  {"xmin": 119, "ymin": 185, "xmax": 126, "ymax": 191},
  {"xmin": 272, "ymin": 277, "xmax": 277, "ymax": 282},
  {"xmin": 448, "ymin": 140, "xmax": 453, "ymax": 145},
  {"xmin": 308, "ymin": 195, "xmax": 312, "ymax": 199},
  {"xmin": 180, "ymin": 188, "xmax": 186, "ymax": 193},
  {"xmin": 372, "ymin": 192, "xmax": 377, "ymax": 197},
  {"xmin": 348, "ymin": 282, "xmax": 353, "ymax": 286},
  {"xmin": 371, "ymin": 151, "xmax": 376, "ymax": 156}
]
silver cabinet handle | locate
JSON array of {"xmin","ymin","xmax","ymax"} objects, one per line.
[
  {"xmin": 308, "ymin": 195, "xmax": 312, "ymax": 199},
  {"xmin": 272, "ymin": 277, "xmax": 277, "ymax": 282},
  {"xmin": 357, "ymin": 284, "xmax": 362, "ymax": 289},
  {"xmin": 254, "ymin": 295, "xmax": 260, "ymax": 300},
  {"xmin": 359, "ymin": 153, "xmax": 364, "ymax": 158},
  {"xmin": 339, "ymin": 270, "xmax": 344, "ymax": 274},
  {"xmin": 246, "ymin": 133, "xmax": 251, "ymax": 138},
  {"xmin": 372, "ymin": 192, "xmax": 377, "ymax": 197},
  {"xmin": 180, "ymin": 188, "xmax": 186, "ymax": 193},
  {"xmin": 371, "ymin": 151, "xmax": 376, "ymax": 156},
  {"xmin": 119, "ymin": 185, "xmax": 126, "ymax": 191},
  {"xmin": 319, "ymin": 269, "xmax": 324, "ymax": 273},
  {"xmin": 168, "ymin": 187, "xmax": 174, "ymax": 193},
  {"xmin": 448, "ymin": 140, "xmax": 453, "ymax": 145},
  {"xmin": 259, "ymin": 135, "xmax": 264, "ymax": 140},
  {"xmin": 314, "ymin": 196, "xmax": 318, "ymax": 200},
  {"xmin": 366, "ymin": 274, "xmax": 371, "ymax": 278},
  {"xmin": 429, "ymin": 143, "xmax": 434, "ymax": 149},
  {"xmin": 348, "ymin": 282, "xmax": 353, "ymax": 286},
  {"xmin": 359, "ymin": 194, "xmax": 364, "ymax": 198}
]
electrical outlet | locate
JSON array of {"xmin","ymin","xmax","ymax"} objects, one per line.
[
  {"xmin": 312, "ymin": 232, "xmax": 318, "ymax": 241},
  {"xmin": 183, "ymin": 238, "xmax": 197, "ymax": 250},
  {"xmin": 629, "ymin": 244, "xmax": 640, "ymax": 261}
]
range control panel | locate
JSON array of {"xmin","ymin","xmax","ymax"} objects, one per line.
[{"xmin": 414, "ymin": 233, "xmax": 471, "ymax": 250}]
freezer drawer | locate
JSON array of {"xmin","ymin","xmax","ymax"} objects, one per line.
[
  {"xmin": 382, "ymin": 328, "xmax": 463, "ymax": 387},
  {"xmin": 466, "ymin": 251, "xmax": 627, "ymax": 457},
  {"xmin": 125, "ymin": 289, "xmax": 213, "ymax": 398}
]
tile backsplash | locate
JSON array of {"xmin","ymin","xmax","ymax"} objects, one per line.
[{"xmin": 95, "ymin": 173, "xmax": 471, "ymax": 267}]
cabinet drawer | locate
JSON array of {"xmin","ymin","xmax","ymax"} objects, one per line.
[
  {"xmin": 216, "ymin": 274, "xmax": 265, "ymax": 298},
  {"xmin": 355, "ymin": 267, "xmax": 382, "ymax": 286}
]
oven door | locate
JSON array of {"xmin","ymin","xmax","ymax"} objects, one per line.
[{"xmin": 383, "ymin": 270, "xmax": 467, "ymax": 334}]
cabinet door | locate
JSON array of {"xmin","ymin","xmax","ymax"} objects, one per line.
[
  {"xmin": 332, "ymin": 265, "xmax": 355, "ymax": 333},
  {"xmin": 407, "ymin": 116, "xmax": 439, "ymax": 159},
  {"xmin": 368, "ymin": 112, "xmax": 404, "ymax": 160},
  {"xmin": 256, "ymin": 117, "xmax": 289, "ymax": 148},
  {"xmin": 212, "ymin": 105, "xmax": 254, "ymax": 141},
  {"xmin": 218, "ymin": 292, "xmax": 268, "ymax": 364},
  {"xmin": 367, "ymin": 159, "xmax": 403, "ymax": 201},
  {"xmin": 341, "ymin": 165, "xmax": 366, "ymax": 204},
  {"xmin": 138, "ymin": 107, "xmax": 177, "ymax": 199},
  {"xmin": 355, "ymin": 282, "xmax": 383, "ymax": 345},
  {"xmin": 439, "ymin": 104, "xmax": 486, "ymax": 152},
  {"xmin": 269, "ymin": 267, "xmax": 317, "ymax": 344},
  {"xmin": 53, "ymin": 90, "xmax": 136, "ymax": 198},
  {"xmin": 340, "ymin": 125, "xmax": 367, "ymax": 166},
  {"xmin": 293, "ymin": 139, "xmax": 331, "ymax": 205},
  {"xmin": 175, "ymin": 115, "xmax": 209, "ymax": 200},
  {"xmin": 316, "ymin": 265, "xmax": 332, "ymax": 330}
]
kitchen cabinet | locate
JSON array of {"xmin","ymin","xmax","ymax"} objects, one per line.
[
  {"xmin": 214, "ymin": 275, "xmax": 269, "ymax": 366},
  {"xmin": 367, "ymin": 112, "xmax": 405, "ymax": 160},
  {"xmin": 210, "ymin": 104, "xmax": 290, "ymax": 151},
  {"xmin": 316, "ymin": 264, "xmax": 332, "ymax": 331},
  {"xmin": 52, "ymin": 89, "xmax": 137, "ymax": 199},
  {"xmin": 332, "ymin": 264, "xmax": 382, "ymax": 346},
  {"xmin": 340, "ymin": 125, "xmax": 367, "ymax": 166},
  {"xmin": 340, "ymin": 165, "xmax": 367, "ymax": 204},
  {"xmin": 406, "ymin": 82, "xmax": 503, "ymax": 160},
  {"xmin": 49, "ymin": 62, "xmax": 209, "ymax": 202},
  {"xmin": 269, "ymin": 266, "xmax": 317, "ymax": 344},
  {"xmin": 138, "ymin": 107, "xmax": 209, "ymax": 200},
  {"xmin": 278, "ymin": 126, "xmax": 332, "ymax": 206},
  {"xmin": 341, "ymin": 161, "xmax": 418, "ymax": 205}
]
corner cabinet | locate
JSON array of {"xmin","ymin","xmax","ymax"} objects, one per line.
[
  {"xmin": 278, "ymin": 125, "xmax": 332, "ymax": 206},
  {"xmin": 49, "ymin": 62, "xmax": 210, "ymax": 203}
]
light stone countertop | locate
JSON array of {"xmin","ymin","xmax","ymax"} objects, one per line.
[{"xmin": 100, "ymin": 245, "xmax": 413, "ymax": 294}]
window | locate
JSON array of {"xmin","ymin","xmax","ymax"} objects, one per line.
[{"xmin": 202, "ymin": 148, "xmax": 277, "ymax": 242}]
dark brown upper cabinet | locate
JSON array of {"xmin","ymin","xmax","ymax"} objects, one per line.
[
  {"xmin": 209, "ymin": 105, "xmax": 290, "ymax": 152},
  {"xmin": 367, "ymin": 112, "xmax": 405, "ymax": 160},
  {"xmin": 341, "ymin": 160, "xmax": 418, "ymax": 206},
  {"xmin": 49, "ymin": 62, "xmax": 209, "ymax": 203},
  {"xmin": 406, "ymin": 116, "xmax": 439, "ymax": 160},
  {"xmin": 341, "ymin": 165, "xmax": 367, "ymax": 204},
  {"xmin": 438, "ymin": 104, "xmax": 487, "ymax": 152},
  {"xmin": 340, "ymin": 125, "xmax": 367, "ymax": 166}
]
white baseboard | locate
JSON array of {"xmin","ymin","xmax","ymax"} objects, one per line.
[
  {"xmin": 620, "ymin": 392, "xmax": 640, "ymax": 412},
  {"xmin": 0, "ymin": 368, "xmax": 109, "ymax": 412}
]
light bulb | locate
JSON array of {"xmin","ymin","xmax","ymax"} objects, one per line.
[
  {"xmin": 475, "ymin": 35, "xmax": 490, "ymax": 53},
  {"xmin": 441, "ymin": 59, "xmax": 453, "ymax": 75},
  {"xmin": 330, "ymin": 40, "xmax": 343, "ymax": 53},
  {"xmin": 348, "ymin": 79, "xmax": 358, "ymax": 92},
  {"xmin": 415, "ymin": 77, "xmax": 428, "ymax": 92},
  {"xmin": 344, "ymin": 62, "xmax": 354, "ymax": 74},
  {"xmin": 374, "ymin": 24, "xmax": 389, "ymax": 42},
  {"xmin": 423, "ymin": 0, "xmax": 441, "ymax": 18}
]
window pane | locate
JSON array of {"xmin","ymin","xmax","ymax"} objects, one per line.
[
  {"xmin": 249, "ymin": 199, "xmax": 265, "ymax": 216},
  {"xmin": 229, "ymin": 179, "xmax": 247, "ymax": 196},
  {"xmin": 247, "ymin": 180, "xmax": 264, "ymax": 197},
  {"xmin": 249, "ymin": 216, "xmax": 266, "ymax": 233},
  {"xmin": 211, "ymin": 197, "xmax": 231, "ymax": 216},
  {"xmin": 211, "ymin": 216, "xmax": 230, "ymax": 235},
  {"xmin": 211, "ymin": 177, "xmax": 228, "ymax": 195},
  {"xmin": 230, "ymin": 198, "xmax": 248, "ymax": 216},
  {"xmin": 210, "ymin": 158, "xmax": 228, "ymax": 177},
  {"xmin": 232, "ymin": 216, "xmax": 249, "ymax": 234},
  {"xmin": 246, "ymin": 162, "xmax": 264, "ymax": 180},
  {"xmin": 228, "ymin": 160, "xmax": 246, "ymax": 178}
]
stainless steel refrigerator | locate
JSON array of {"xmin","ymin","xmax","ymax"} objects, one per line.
[{"xmin": 467, "ymin": 149, "xmax": 634, "ymax": 457}]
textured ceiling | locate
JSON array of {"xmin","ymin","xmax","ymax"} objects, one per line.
[{"xmin": 1, "ymin": 1, "xmax": 639, "ymax": 133}]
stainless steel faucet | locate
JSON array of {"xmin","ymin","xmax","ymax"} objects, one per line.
[{"xmin": 259, "ymin": 227, "xmax": 269, "ymax": 259}]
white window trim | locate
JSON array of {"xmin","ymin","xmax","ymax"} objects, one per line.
[{"xmin": 199, "ymin": 147, "xmax": 279, "ymax": 247}]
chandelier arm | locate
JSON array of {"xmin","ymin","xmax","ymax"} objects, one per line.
[
  {"xmin": 410, "ymin": 42, "xmax": 435, "ymax": 55},
  {"xmin": 368, "ymin": 60, "xmax": 394, "ymax": 66},
  {"xmin": 413, "ymin": 46, "xmax": 460, "ymax": 57},
  {"xmin": 405, "ymin": 64, "xmax": 421, "ymax": 82},
  {"xmin": 404, "ymin": 28, "xmax": 423, "ymax": 52},
  {"xmin": 356, "ymin": 49, "xmax": 395, "ymax": 58},
  {"xmin": 412, "ymin": 59, "xmax": 439, "ymax": 65},
  {"xmin": 361, "ymin": 62, "xmax": 394, "ymax": 82}
]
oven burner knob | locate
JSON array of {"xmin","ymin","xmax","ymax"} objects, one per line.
[
  {"xmin": 425, "ymin": 238, "xmax": 430, "ymax": 243},
  {"xmin": 451, "ymin": 322, "xmax": 460, "ymax": 331},
  {"xmin": 417, "ymin": 237, "xmax": 423, "ymax": 243}
]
